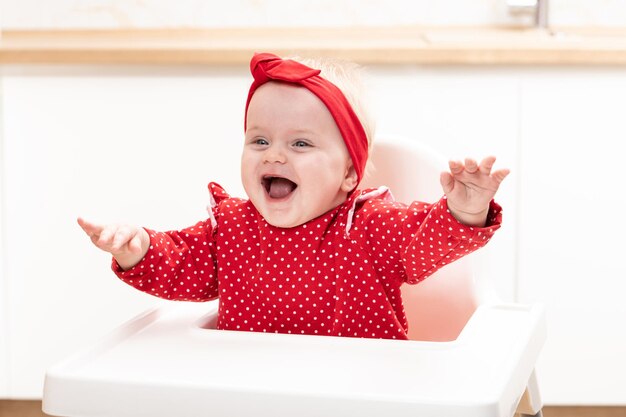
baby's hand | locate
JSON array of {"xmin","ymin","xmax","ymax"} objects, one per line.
[
  {"xmin": 77, "ymin": 217, "xmax": 149, "ymax": 270},
  {"xmin": 439, "ymin": 156, "xmax": 509, "ymax": 227}
]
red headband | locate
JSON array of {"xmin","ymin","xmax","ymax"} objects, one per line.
[{"xmin": 245, "ymin": 52, "xmax": 369, "ymax": 185}]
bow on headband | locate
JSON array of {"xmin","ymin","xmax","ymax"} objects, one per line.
[{"xmin": 245, "ymin": 52, "xmax": 369, "ymax": 185}]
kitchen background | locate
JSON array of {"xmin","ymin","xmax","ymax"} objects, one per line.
[{"xmin": 1, "ymin": 0, "xmax": 625, "ymax": 408}]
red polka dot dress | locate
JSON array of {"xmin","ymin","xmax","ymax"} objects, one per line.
[{"xmin": 114, "ymin": 183, "xmax": 502, "ymax": 340}]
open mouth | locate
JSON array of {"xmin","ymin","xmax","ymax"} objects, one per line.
[{"xmin": 262, "ymin": 175, "xmax": 298, "ymax": 199}]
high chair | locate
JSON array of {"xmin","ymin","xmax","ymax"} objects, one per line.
[{"xmin": 43, "ymin": 135, "xmax": 546, "ymax": 417}]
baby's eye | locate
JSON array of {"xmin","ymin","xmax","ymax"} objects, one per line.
[
  {"xmin": 254, "ymin": 138, "xmax": 269, "ymax": 145},
  {"xmin": 293, "ymin": 140, "xmax": 311, "ymax": 148}
]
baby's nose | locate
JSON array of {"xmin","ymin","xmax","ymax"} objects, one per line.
[{"xmin": 263, "ymin": 146, "xmax": 287, "ymax": 163}]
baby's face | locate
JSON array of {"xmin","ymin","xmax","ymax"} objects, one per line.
[{"xmin": 242, "ymin": 82, "xmax": 358, "ymax": 228}]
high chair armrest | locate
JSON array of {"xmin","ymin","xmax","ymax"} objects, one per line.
[{"xmin": 43, "ymin": 301, "xmax": 546, "ymax": 417}]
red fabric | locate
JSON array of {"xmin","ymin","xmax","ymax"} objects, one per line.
[
  {"xmin": 245, "ymin": 52, "xmax": 369, "ymax": 184},
  {"xmin": 113, "ymin": 183, "xmax": 502, "ymax": 340}
]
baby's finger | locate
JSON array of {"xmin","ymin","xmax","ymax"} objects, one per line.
[
  {"xmin": 111, "ymin": 225, "xmax": 135, "ymax": 252},
  {"xmin": 492, "ymin": 168, "xmax": 511, "ymax": 184},
  {"xmin": 478, "ymin": 156, "xmax": 497, "ymax": 175},
  {"xmin": 464, "ymin": 158, "xmax": 479, "ymax": 173},
  {"xmin": 448, "ymin": 160, "xmax": 464, "ymax": 175},
  {"xmin": 440, "ymin": 171, "xmax": 455, "ymax": 194},
  {"xmin": 97, "ymin": 225, "xmax": 119, "ymax": 248},
  {"xmin": 128, "ymin": 234, "xmax": 143, "ymax": 254},
  {"xmin": 77, "ymin": 217, "xmax": 103, "ymax": 237}
]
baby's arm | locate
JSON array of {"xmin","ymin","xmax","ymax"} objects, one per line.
[
  {"xmin": 77, "ymin": 217, "xmax": 150, "ymax": 270},
  {"xmin": 440, "ymin": 156, "xmax": 509, "ymax": 227}
]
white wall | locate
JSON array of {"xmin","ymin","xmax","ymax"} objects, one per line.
[{"xmin": 1, "ymin": 0, "xmax": 626, "ymax": 29}]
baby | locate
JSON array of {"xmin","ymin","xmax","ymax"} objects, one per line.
[{"xmin": 78, "ymin": 52, "xmax": 509, "ymax": 340}]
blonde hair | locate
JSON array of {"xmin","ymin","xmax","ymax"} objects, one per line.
[{"xmin": 287, "ymin": 56, "xmax": 375, "ymax": 152}]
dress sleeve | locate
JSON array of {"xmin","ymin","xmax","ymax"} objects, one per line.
[
  {"xmin": 400, "ymin": 197, "xmax": 502, "ymax": 284},
  {"xmin": 112, "ymin": 221, "xmax": 219, "ymax": 301},
  {"xmin": 352, "ymin": 193, "xmax": 502, "ymax": 285},
  {"xmin": 111, "ymin": 182, "xmax": 230, "ymax": 301}
]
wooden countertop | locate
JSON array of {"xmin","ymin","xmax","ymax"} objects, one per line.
[{"xmin": 2, "ymin": 26, "xmax": 626, "ymax": 65}]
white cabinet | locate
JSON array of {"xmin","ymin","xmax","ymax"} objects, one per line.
[
  {"xmin": 375, "ymin": 67, "xmax": 626, "ymax": 404},
  {"xmin": 518, "ymin": 70, "xmax": 626, "ymax": 404},
  {"xmin": 1, "ymin": 64, "xmax": 625, "ymax": 404},
  {"xmin": 0, "ymin": 66, "xmax": 249, "ymax": 397},
  {"xmin": 0, "ymin": 76, "xmax": 8, "ymax": 396}
]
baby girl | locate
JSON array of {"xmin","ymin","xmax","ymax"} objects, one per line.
[{"xmin": 78, "ymin": 52, "xmax": 509, "ymax": 340}]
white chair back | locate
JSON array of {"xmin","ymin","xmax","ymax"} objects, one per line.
[{"xmin": 360, "ymin": 135, "xmax": 478, "ymax": 341}]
